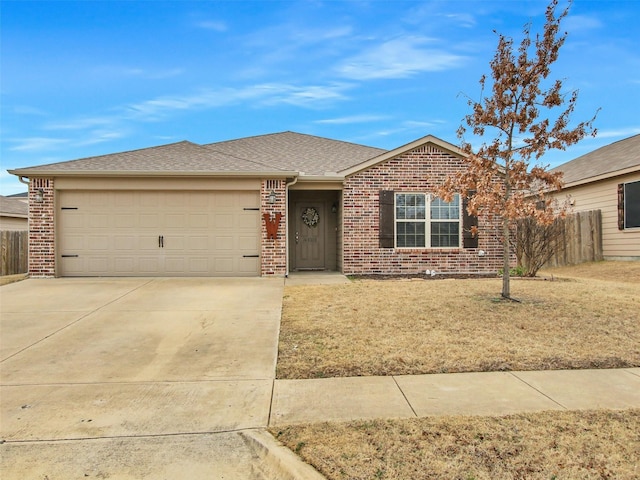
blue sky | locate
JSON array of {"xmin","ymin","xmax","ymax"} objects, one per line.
[{"xmin": 2, "ymin": 0, "xmax": 639, "ymax": 195}]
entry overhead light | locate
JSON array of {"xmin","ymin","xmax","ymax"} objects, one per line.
[{"xmin": 268, "ymin": 190, "xmax": 277, "ymax": 204}]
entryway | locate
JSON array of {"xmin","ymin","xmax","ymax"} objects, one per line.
[{"xmin": 289, "ymin": 190, "xmax": 340, "ymax": 272}]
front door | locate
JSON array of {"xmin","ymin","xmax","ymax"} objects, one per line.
[{"xmin": 294, "ymin": 202, "xmax": 325, "ymax": 270}]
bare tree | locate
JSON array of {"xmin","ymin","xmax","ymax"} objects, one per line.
[
  {"xmin": 513, "ymin": 215, "xmax": 566, "ymax": 277},
  {"xmin": 439, "ymin": 0, "xmax": 597, "ymax": 299}
]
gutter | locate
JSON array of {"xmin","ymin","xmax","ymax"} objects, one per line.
[{"xmin": 7, "ymin": 169, "xmax": 299, "ymax": 178}]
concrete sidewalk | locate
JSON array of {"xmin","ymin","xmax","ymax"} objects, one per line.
[{"xmin": 270, "ymin": 368, "xmax": 640, "ymax": 425}]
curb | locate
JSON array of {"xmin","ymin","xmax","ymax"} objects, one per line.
[{"xmin": 240, "ymin": 429, "xmax": 327, "ymax": 480}]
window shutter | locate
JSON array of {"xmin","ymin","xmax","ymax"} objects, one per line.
[
  {"xmin": 379, "ymin": 190, "xmax": 395, "ymax": 248},
  {"xmin": 462, "ymin": 190, "xmax": 479, "ymax": 249},
  {"xmin": 618, "ymin": 183, "xmax": 625, "ymax": 230}
]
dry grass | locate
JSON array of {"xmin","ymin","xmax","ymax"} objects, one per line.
[
  {"xmin": 277, "ymin": 261, "xmax": 640, "ymax": 379},
  {"xmin": 271, "ymin": 409, "xmax": 640, "ymax": 480}
]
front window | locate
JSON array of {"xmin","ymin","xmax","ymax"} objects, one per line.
[
  {"xmin": 395, "ymin": 193, "xmax": 460, "ymax": 248},
  {"xmin": 624, "ymin": 181, "xmax": 640, "ymax": 229}
]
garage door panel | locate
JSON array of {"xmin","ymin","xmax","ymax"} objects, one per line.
[
  {"xmin": 238, "ymin": 257, "xmax": 259, "ymax": 274},
  {"xmin": 58, "ymin": 191, "xmax": 260, "ymax": 277},
  {"xmin": 88, "ymin": 257, "xmax": 109, "ymax": 274},
  {"xmin": 114, "ymin": 257, "xmax": 136, "ymax": 274},
  {"xmin": 165, "ymin": 213, "xmax": 187, "ymax": 228},
  {"xmin": 140, "ymin": 214, "xmax": 161, "ymax": 228}
]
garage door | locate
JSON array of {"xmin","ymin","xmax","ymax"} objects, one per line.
[{"xmin": 58, "ymin": 191, "xmax": 261, "ymax": 277}]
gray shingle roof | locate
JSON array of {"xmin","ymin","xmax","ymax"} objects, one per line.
[
  {"xmin": 9, "ymin": 132, "xmax": 386, "ymax": 177},
  {"xmin": 204, "ymin": 131, "xmax": 387, "ymax": 175},
  {"xmin": 10, "ymin": 141, "xmax": 287, "ymax": 175},
  {"xmin": 552, "ymin": 134, "xmax": 640, "ymax": 185},
  {"xmin": 0, "ymin": 195, "xmax": 28, "ymax": 217}
]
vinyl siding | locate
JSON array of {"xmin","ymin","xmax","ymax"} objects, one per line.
[{"xmin": 553, "ymin": 171, "xmax": 640, "ymax": 259}]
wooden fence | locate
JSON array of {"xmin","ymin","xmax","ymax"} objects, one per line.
[
  {"xmin": 1, "ymin": 230, "xmax": 28, "ymax": 276},
  {"xmin": 545, "ymin": 209, "xmax": 603, "ymax": 267}
]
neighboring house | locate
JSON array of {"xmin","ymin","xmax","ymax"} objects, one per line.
[
  {"xmin": 0, "ymin": 195, "xmax": 28, "ymax": 231},
  {"xmin": 8, "ymin": 132, "xmax": 504, "ymax": 278},
  {"xmin": 549, "ymin": 134, "xmax": 640, "ymax": 260}
]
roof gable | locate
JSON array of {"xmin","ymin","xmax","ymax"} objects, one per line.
[
  {"xmin": 339, "ymin": 134, "xmax": 465, "ymax": 176},
  {"xmin": 551, "ymin": 134, "xmax": 640, "ymax": 186}
]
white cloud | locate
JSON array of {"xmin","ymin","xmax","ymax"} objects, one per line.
[
  {"xmin": 564, "ymin": 14, "xmax": 602, "ymax": 33},
  {"xmin": 316, "ymin": 114, "xmax": 390, "ymax": 125},
  {"xmin": 76, "ymin": 130, "xmax": 128, "ymax": 147},
  {"xmin": 8, "ymin": 137, "xmax": 69, "ymax": 152},
  {"xmin": 13, "ymin": 106, "xmax": 49, "ymax": 116},
  {"xmin": 336, "ymin": 36, "xmax": 467, "ymax": 80},
  {"xmin": 194, "ymin": 20, "xmax": 228, "ymax": 32},
  {"xmin": 90, "ymin": 65, "xmax": 184, "ymax": 80},
  {"xmin": 123, "ymin": 83, "xmax": 352, "ymax": 120},
  {"xmin": 593, "ymin": 127, "xmax": 640, "ymax": 139}
]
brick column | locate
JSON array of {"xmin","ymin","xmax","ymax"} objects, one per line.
[
  {"xmin": 29, "ymin": 178, "xmax": 56, "ymax": 277},
  {"xmin": 261, "ymin": 179, "xmax": 287, "ymax": 276}
]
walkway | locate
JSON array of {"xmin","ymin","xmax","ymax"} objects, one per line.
[{"xmin": 270, "ymin": 368, "xmax": 640, "ymax": 425}]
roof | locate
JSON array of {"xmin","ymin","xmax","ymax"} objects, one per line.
[
  {"xmin": 0, "ymin": 195, "xmax": 28, "ymax": 218},
  {"xmin": 204, "ymin": 131, "xmax": 386, "ymax": 176},
  {"xmin": 9, "ymin": 132, "xmax": 386, "ymax": 178},
  {"xmin": 340, "ymin": 134, "xmax": 466, "ymax": 176},
  {"xmin": 551, "ymin": 134, "xmax": 640, "ymax": 186},
  {"xmin": 9, "ymin": 140, "xmax": 295, "ymax": 177}
]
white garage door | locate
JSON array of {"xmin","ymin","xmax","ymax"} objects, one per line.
[{"xmin": 58, "ymin": 190, "xmax": 261, "ymax": 277}]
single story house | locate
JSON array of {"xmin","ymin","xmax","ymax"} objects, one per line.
[
  {"xmin": 550, "ymin": 134, "xmax": 640, "ymax": 260},
  {"xmin": 0, "ymin": 195, "xmax": 29, "ymax": 231},
  {"xmin": 9, "ymin": 132, "xmax": 504, "ymax": 278}
]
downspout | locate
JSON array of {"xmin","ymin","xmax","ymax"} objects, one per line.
[
  {"xmin": 18, "ymin": 176, "xmax": 30, "ymax": 185},
  {"xmin": 284, "ymin": 175, "xmax": 299, "ymax": 278}
]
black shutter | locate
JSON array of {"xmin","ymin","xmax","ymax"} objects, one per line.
[
  {"xmin": 462, "ymin": 190, "xmax": 479, "ymax": 249},
  {"xmin": 379, "ymin": 190, "xmax": 395, "ymax": 248},
  {"xmin": 618, "ymin": 183, "xmax": 625, "ymax": 230}
]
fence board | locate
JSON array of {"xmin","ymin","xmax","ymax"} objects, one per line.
[
  {"xmin": 545, "ymin": 210, "xmax": 603, "ymax": 267},
  {"xmin": 1, "ymin": 230, "xmax": 28, "ymax": 276}
]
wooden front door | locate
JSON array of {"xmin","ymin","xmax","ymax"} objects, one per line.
[{"xmin": 294, "ymin": 202, "xmax": 325, "ymax": 270}]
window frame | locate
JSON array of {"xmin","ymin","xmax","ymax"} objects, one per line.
[
  {"xmin": 623, "ymin": 180, "xmax": 640, "ymax": 229},
  {"xmin": 394, "ymin": 192, "xmax": 461, "ymax": 249}
]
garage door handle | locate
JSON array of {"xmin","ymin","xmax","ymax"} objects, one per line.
[
  {"xmin": 159, "ymin": 235, "xmax": 164, "ymax": 248},
  {"xmin": 243, "ymin": 255, "xmax": 259, "ymax": 258}
]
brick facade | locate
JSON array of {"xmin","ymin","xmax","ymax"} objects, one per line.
[
  {"xmin": 260, "ymin": 179, "xmax": 287, "ymax": 275},
  {"xmin": 28, "ymin": 178, "xmax": 56, "ymax": 277},
  {"xmin": 342, "ymin": 144, "xmax": 504, "ymax": 275}
]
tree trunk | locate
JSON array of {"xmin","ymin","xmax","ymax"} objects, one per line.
[{"xmin": 502, "ymin": 216, "xmax": 511, "ymax": 299}]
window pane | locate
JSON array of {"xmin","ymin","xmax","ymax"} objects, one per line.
[
  {"xmin": 431, "ymin": 222, "xmax": 460, "ymax": 247},
  {"xmin": 397, "ymin": 221, "xmax": 425, "ymax": 248},
  {"xmin": 431, "ymin": 195, "xmax": 460, "ymax": 220},
  {"xmin": 625, "ymin": 181, "xmax": 640, "ymax": 228},
  {"xmin": 396, "ymin": 194, "xmax": 426, "ymax": 223}
]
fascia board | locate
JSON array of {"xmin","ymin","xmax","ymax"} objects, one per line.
[
  {"xmin": 8, "ymin": 169, "xmax": 299, "ymax": 178},
  {"xmin": 559, "ymin": 165, "xmax": 640, "ymax": 190}
]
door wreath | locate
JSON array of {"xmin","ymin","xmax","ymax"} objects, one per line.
[{"xmin": 302, "ymin": 207, "xmax": 320, "ymax": 227}]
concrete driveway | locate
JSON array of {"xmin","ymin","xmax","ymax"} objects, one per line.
[{"xmin": 0, "ymin": 277, "xmax": 288, "ymax": 479}]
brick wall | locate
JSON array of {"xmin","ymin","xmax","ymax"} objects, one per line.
[
  {"xmin": 342, "ymin": 144, "xmax": 505, "ymax": 275},
  {"xmin": 28, "ymin": 178, "xmax": 56, "ymax": 277},
  {"xmin": 260, "ymin": 179, "xmax": 287, "ymax": 276}
]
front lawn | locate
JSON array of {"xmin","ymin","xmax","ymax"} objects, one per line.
[
  {"xmin": 277, "ymin": 261, "xmax": 640, "ymax": 379},
  {"xmin": 271, "ymin": 409, "xmax": 640, "ymax": 480}
]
